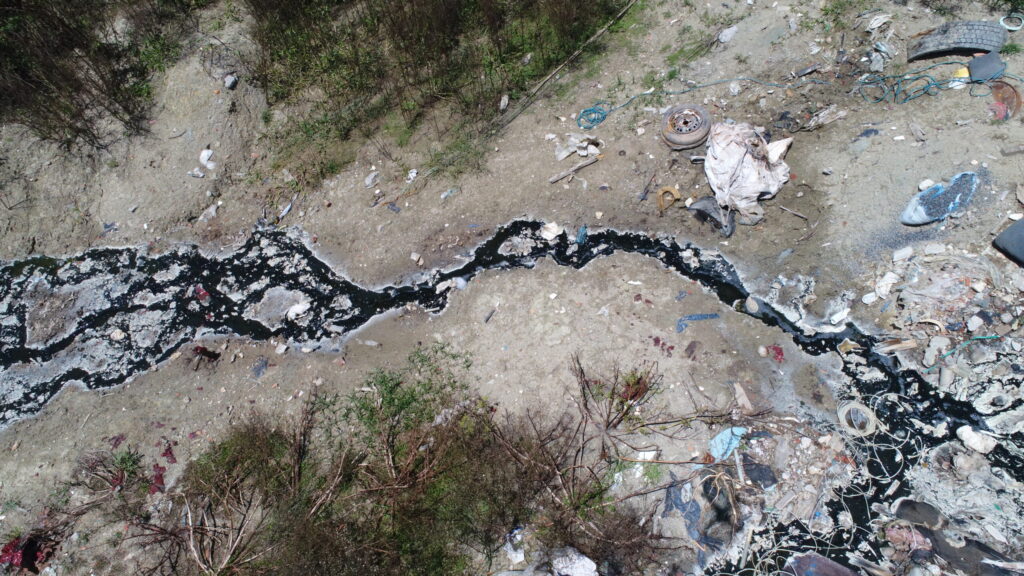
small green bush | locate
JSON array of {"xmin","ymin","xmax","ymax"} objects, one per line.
[{"xmin": 121, "ymin": 349, "xmax": 667, "ymax": 575}]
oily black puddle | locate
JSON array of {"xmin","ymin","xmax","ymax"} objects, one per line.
[{"xmin": 0, "ymin": 220, "xmax": 1020, "ymax": 572}]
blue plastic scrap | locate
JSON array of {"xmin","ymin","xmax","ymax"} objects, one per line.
[
  {"xmin": 575, "ymin": 225, "xmax": 588, "ymax": 244},
  {"xmin": 251, "ymin": 356, "xmax": 269, "ymax": 378},
  {"xmin": 900, "ymin": 171, "xmax": 978, "ymax": 226},
  {"xmin": 675, "ymin": 313, "xmax": 720, "ymax": 333},
  {"xmin": 708, "ymin": 426, "xmax": 747, "ymax": 461}
]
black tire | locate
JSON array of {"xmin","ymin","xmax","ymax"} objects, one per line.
[
  {"xmin": 661, "ymin": 105, "xmax": 711, "ymax": 150},
  {"xmin": 908, "ymin": 21, "xmax": 1007, "ymax": 61}
]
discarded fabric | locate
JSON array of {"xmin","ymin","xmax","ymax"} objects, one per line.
[{"xmin": 704, "ymin": 123, "xmax": 793, "ymax": 225}]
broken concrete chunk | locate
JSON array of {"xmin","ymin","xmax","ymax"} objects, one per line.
[
  {"xmin": 550, "ymin": 548, "xmax": 597, "ymax": 576},
  {"xmin": 956, "ymin": 425, "xmax": 998, "ymax": 454},
  {"xmin": 893, "ymin": 247, "xmax": 914, "ymax": 262},
  {"xmin": 540, "ymin": 222, "xmax": 563, "ymax": 242}
]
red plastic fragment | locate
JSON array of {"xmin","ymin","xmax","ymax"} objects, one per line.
[{"xmin": 149, "ymin": 464, "xmax": 167, "ymax": 494}]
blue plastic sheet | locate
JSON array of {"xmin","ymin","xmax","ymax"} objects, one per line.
[
  {"xmin": 708, "ymin": 426, "xmax": 747, "ymax": 461},
  {"xmin": 675, "ymin": 313, "xmax": 720, "ymax": 333}
]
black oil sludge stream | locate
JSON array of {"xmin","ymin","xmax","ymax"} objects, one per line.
[{"xmin": 0, "ymin": 221, "xmax": 1021, "ymax": 573}]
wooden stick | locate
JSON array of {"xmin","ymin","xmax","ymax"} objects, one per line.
[
  {"xmin": 778, "ymin": 205, "xmax": 808, "ymax": 220},
  {"xmin": 549, "ymin": 156, "xmax": 599, "ymax": 183}
]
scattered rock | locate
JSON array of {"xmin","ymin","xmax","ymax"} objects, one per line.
[
  {"xmin": 540, "ymin": 222, "xmax": 563, "ymax": 242},
  {"xmin": 550, "ymin": 548, "xmax": 598, "ymax": 576},
  {"xmin": 875, "ymin": 271, "xmax": 901, "ymax": 299},
  {"xmin": 109, "ymin": 328, "xmax": 126, "ymax": 341},
  {"xmin": 285, "ymin": 301, "xmax": 311, "ymax": 321},
  {"xmin": 893, "ymin": 247, "xmax": 914, "ymax": 262},
  {"xmin": 718, "ymin": 25, "xmax": 739, "ymax": 43},
  {"xmin": 224, "ymin": 74, "xmax": 238, "ymax": 90},
  {"xmin": 967, "ymin": 315, "xmax": 984, "ymax": 332},
  {"xmin": 275, "ymin": 343, "xmax": 288, "ymax": 355},
  {"xmin": 956, "ymin": 425, "xmax": 998, "ymax": 454},
  {"xmin": 744, "ymin": 296, "xmax": 759, "ymax": 314},
  {"xmin": 923, "ymin": 336, "xmax": 952, "ymax": 366}
]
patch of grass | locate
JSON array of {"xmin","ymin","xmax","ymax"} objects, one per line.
[
  {"xmin": 137, "ymin": 35, "xmax": 181, "ymax": 73},
  {"xmin": 112, "ymin": 449, "xmax": 144, "ymax": 478},
  {"xmin": 666, "ymin": 26, "xmax": 714, "ymax": 67},
  {"xmin": 1002, "ymin": 43, "xmax": 1022, "ymax": 55},
  {"xmin": 819, "ymin": 0, "xmax": 871, "ymax": 30},
  {"xmin": 242, "ymin": 0, "xmax": 632, "ymax": 188},
  {"xmin": 428, "ymin": 131, "xmax": 487, "ymax": 178},
  {"xmin": 988, "ymin": 0, "xmax": 1024, "ymax": 11}
]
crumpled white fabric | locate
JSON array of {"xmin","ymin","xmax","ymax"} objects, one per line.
[{"xmin": 703, "ymin": 123, "xmax": 793, "ymax": 224}]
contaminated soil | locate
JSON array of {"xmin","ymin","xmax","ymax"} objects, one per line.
[{"xmin": 2, "ymin": 1, "xmax": 1024, "ymax": 574}]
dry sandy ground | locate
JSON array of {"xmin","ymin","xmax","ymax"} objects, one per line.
[{"xmin": 2, "ymin": 0, "xmax": 1024, "ymax": 573}]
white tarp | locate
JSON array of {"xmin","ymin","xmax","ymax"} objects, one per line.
[{"xmin": 703, "ymin": 123, "xmax": 793, "ymax": 224}]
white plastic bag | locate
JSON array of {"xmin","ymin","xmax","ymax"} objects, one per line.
[{"xmin": 703, "ymin": 123, "xmax": 792, "ymax": 225}]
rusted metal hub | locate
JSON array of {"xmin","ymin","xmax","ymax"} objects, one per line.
[
  {"xmin": 661, "ymin": 104, "xmax": 711, "ymax": 150},
  {"xmin": 667, "ymin": 108, "xmax": 705, "ymax": 133}
]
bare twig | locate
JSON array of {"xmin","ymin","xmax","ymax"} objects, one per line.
[{"xmin": 778, "ymin": 205, "xmax": 808, "ymax": 220}]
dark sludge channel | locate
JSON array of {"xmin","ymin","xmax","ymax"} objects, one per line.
[{"xmin": 0, "ymin": 219, "xmax": 1020, "ymax": 573}]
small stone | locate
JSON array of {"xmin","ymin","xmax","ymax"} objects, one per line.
[
  {"xmin": 918, "ymin": 179, "xmax": 935, "ymax": 191},
  {"xmin": 956, "ymin": 425, "xmax": 998, "ymax": 454},
  {"xmin": 183, "ymin": 396, "xmax": 191, "ymax": 404},
  {"xmin": 967, "ymin": 315, "xmax": 984, "ymax": 332},
  {"xmin": 275, "ymin": 343, "xmax": 289, "ymax": 355},
  {"xmin": 939, "ymin": 367, "xmax": 955, "ymax": 387},
  {"xmin": 224, "ymin": 74, "xmax": 238, "ymax": 90},
  {"xmin": 861, "ymin": 292, "xmax": 878, "ymax": 305},
  {"xmin": 757, "ymin": 345, "xmax": 768, "ymax": 357},
  {"xmin": 745, "ymin": 296, "xmax": 760, "ymax": 314},
  {"xmin": 540, "ymin": 221, "xmax": 563, "ymax": 241},
  {"xmin": 109, "ymin": 328, "xmax": 126, "ymax": 341},
  {"xmin": 1000, "ymin": 312, "xmax": 1013, "ymax": 324},
  {"xmin": 499, "ymin": 94, "xmax": 509, "ymax": 112},
  {"xmin": 893, "ymin": 247, "xmax": 913, "ymax": 262},
  {"xmin": 876, "ymin": 271, "xmax": 901, "ymax": 299},
  {"xmin": 923, "ymin": 243, "xmax": 945, "ymax": 255},
  {"xmin": 410, "ymin": 252, "xmax": 420, "ymax": 263},
  {"xmin": 972, "ymin": 281, "xmax": 987, "ymax": 293},
  {"xmin": 718, "ymin": 25, "xmax": 739, "ymax": 43}
]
